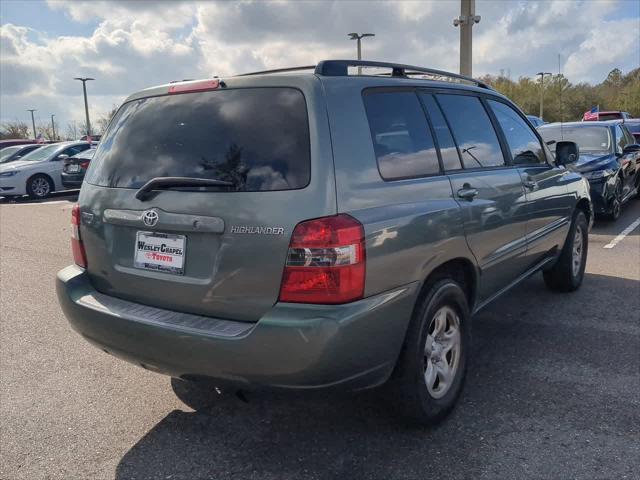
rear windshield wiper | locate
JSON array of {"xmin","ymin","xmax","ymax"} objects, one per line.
[{"xmin": 135, "ymin": 176, "xmax": 234, "ymax": 201}]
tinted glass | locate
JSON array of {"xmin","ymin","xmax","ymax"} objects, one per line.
[
  {"xmin": 71, "ymin": 149, "xmax": 96, "ymax": 160},
  {"xmin": 420, "ymin": 93, "xmax": 462, "ymax": 170},
  {"xmin": 538, "ymin": 126, "xmax": 611, "ymax": 154},
  {"xmin": 489, "ymin": 100, "xmax": 545, "ymax": 165},
  {"xmin": 0, "ymin": 146, "xmax": 21, "ymax": 162},
  {"xmin": 436, "ymin": 94, "xmax": 504, "ymax": 168},
  {"xmin": 614, "ymin": 125, "xmax": 628, "ymax": 153},
  {"xmin": 63, "ymin": 144, "xmax": 90, "ymax": 157},
  {"xmin": 597, "ymin": 113, "xmax": 622, "ymax": 121},
  {"xmin": 624, "ymin": 122, "xmax": 640, "ymax": 134},
  {"xmin": 623, "ymin": 126, "xmax": 636, "ymax": 145},
  {"xmin": 20, "ymin": 143, "xmax": 60, "ymax": 162},
  {"xmin": 363, "ymin": 91, "xmax": 440, "ymax": 180},
  {"xmin": 86, "ymin": 88, "xmax": 310, "ymax": 191}
]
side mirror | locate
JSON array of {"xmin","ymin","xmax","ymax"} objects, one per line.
[
  {"xmin": 55, "ymin": 154, "xmax": 69, "ymax": 162},
  {"xmin": 622, "ymin": 144, "xmax": 640, "ymax": 155},
  {"xmin": 555, "ymin": 141, "xmax": 579, "ymax": 166}
]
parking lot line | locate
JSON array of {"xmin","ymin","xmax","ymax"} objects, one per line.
[
  {"xmin": 603, "ymin": 216, "xmax": 640, "ymax": 249},
  {"xmin": 0, "ymin": 200, "xmax": 75, "ymax": 207}
]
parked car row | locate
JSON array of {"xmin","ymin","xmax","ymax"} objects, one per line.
[
  {"xmin": 0, "ymin": 141, "xmax": 95, "ymax": 199},
  {"xmin": 537, "ymin": 121, "xmax": 640, "ymax": 221}
]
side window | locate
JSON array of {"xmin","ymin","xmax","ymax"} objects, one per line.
[
  {"xmin": 624, "ymin": 128, "xmax": 635, "ymax": 146},
  {"xmin": 363, "ymin": 91, "xmax": 441, "ymax": 180},
  {"xmin": 488, "ymin": 99, "xmax": 546, "ymax": 165},
  {"xmin": 64, "ymin": 145, "xmax": 89, "ymax": 157},
  {"xmin": 615, "ymin": 125, "xmax": 628, "ymax": 153},
  {"xmin": 419, "ymin": 93, "xmax": 463, "ymax": 170},
  {"xmin": 435, "ymin": 94, "xmax": 505, "ymax": 168}
]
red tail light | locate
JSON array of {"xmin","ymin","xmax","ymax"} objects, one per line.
[
  {"xmin": 79, "ymin": 160, "xmax": 90, "ymax": 170},
  {"xmin": 279, "ymin": 214, "xmax": 365, "ymax": 304},
  {"xmin": 71, "ymin": 204, "xmax": 87, "ymax": 268}
]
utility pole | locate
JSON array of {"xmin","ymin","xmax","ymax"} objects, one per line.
[
  {"xmin": 348, "ymin": 33, "xmax": 375, "ymax": 75},
  {"xmin": 558, "ymin": 54, "xmax": 564, "ymax": 123},
  {"xmin": 74, "ymin": 77, "xmax": 94, "ymax": 138},
  {"xmin": 536, "ymin": 71, "xmax": 552, "ymax": 120},
  {"xmin": 27, "ymin": 109, "xmax": 37, "ymax": 140},
  {"xmin": 51, "ymin": 114, "xmax": 56, "ymax": 140},
  {"xmin": 453, "ymin": 0, "xmax": 481, "ymax": 76}
]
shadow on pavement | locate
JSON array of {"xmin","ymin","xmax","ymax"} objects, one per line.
[
  {"xmin": 0, "ymin": 190, "xmax": 79, "ymax": 204},
  {"xmin": 115, "ymin": 273, "xmax": 639, "ymax": 480}
]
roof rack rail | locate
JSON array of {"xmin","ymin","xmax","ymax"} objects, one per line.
[
  {"xmin": 237, "ymin": 65, "xmax": 316, "ymax": 77},
  {"xmin": 314, "ymin": 60, "xmax": 491, "ymax": 89}
]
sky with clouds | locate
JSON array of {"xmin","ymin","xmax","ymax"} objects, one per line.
[{"xmin": 1, "ymin": 0, "xmax": 639, "ymax": 135}]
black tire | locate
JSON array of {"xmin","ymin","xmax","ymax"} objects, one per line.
[
  {"xmin": 606, "ymin": 178, "xmax": 622, "ymax": 221},
  {"xmin": 26, "ymin": 174, "xmax": 53, "ymax": 200},
  {"xmin": 390, "ymin": 278, "xmax": 471, "ymax": 425},
  {"xmin": 543, "ymin": 210, "xmax": 588, "ymax": 293}
]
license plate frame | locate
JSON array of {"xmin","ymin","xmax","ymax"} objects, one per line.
[
  {"xmin": 66, "ymin": 164, "xmax": 81, "ymax": 173},
  {"xmin": 134, "ymin": 231, "xmax": 186, "ymax": 275}
]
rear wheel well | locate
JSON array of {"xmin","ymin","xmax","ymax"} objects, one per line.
[
  {"xmin": 26, "ymin": 172, "xmax": 54, "ymax": 188},
  {"xmin": 418, "ymin": 259, "xmax": 477, "ymax": 312},
  {"xmin": 575, "ymin": 198, "xmax": 591, "ymax": 225}
]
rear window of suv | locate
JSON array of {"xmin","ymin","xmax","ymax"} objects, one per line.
[{"xmin": 86, "ymin": 88, "xmax": 310, "ymax": 191}]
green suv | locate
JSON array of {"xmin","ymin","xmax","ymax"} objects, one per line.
[{"xmin": 56, "ymin": 60, "xmax": 592, "ymax": 424}]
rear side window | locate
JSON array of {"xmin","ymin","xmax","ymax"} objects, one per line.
[
  {"xmin": 363, "ymin": 91, "xmax": 440, "ymax": 180},
  {"xmin": 436, "ymin": 94, "xmax": 504, "ymax": 168},
  {"xmin": 86, "ymin": 88, "xmax": 310, "ymax": 191},
  {"xmin": 64, "ymin": 144, "xmax": 90, "ymax": 157},
  {"xmin": 614, "ymin": 125, "xmax": 628, "ymax": 154},
  {"xmin": 488, "ymin": 100, "xmax": 545, "ymax": 165},
  {"xmin": 419, "ymin": 93, "xmax": 463, "ymax": 170}
]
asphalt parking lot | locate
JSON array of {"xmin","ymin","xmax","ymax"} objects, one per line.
[{"xmin": 1, "ymin": 195, "xmax": 638, "ymax": 480}]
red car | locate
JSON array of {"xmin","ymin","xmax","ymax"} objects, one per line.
[{"xmin": 583, "ymin": 110, "xmax": 633, "ymax": 121}]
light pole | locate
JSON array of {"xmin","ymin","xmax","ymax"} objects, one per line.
[
  {"xmin": 536, "ymin": 71, "xmax": 552, "ymax": 120},
  {"xmin": 27, "ymin": 109, "xmax": 37, "ymax": 140},
  {"xmin": 348, "ymin": 33, "xmax": 375, "ymax": 74},
  {"xmin": 51, "ymin": 114, "xmax": 56, "ymax": 140},
  {"xmin": 74, "ymin": 77, "xmax": 94, "ymax": 138},
  {"xmin": 453, "ymin": 0, "xmax": 481, "ymax": 76}
]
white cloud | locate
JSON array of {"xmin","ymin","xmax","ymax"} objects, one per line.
[{"xmin": 1, "ymin": 0, "xmax": 638, "ymax": 136}]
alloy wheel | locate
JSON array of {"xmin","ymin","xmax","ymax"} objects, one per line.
[
  {"xmin": 423, "ymin": 306, "xmax": 461, "ymax": 399},
  {"xmin": 31, "ymin": 177, "xmax": 50, "ymax": 198},
  {"xmin": 572, "ymin": 224, "xmax": 584, "ymax": 277}
]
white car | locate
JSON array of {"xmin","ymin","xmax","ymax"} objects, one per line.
[{"xmin": 0, "ymin": 141, "xmax": 91, "ymax": 199}]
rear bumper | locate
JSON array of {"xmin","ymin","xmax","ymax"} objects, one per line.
[
  {"xmin": 60, "ymin": 173, "xmax": 84, "ymax": 189},
  {"xmin": 56, "ymin": 265, "xmax": 419, "ymax": 390}
]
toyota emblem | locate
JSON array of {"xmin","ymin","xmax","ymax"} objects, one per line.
[{"xmin": 142, "ymin": 210, "xmax": 159, "ymax": 227}]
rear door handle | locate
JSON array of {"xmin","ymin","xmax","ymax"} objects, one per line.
[
  {"xmin": 457, "ymin": 187, "xmax": 479, "ymax": 200},
  {"xmin": 524, "ymin": 180, "xmax": 538, "ymax": 190}
]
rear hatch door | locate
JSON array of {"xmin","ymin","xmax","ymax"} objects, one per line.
[{"xmin": 80, "ymin": 79, "xmax": 335, "ymax": 322}]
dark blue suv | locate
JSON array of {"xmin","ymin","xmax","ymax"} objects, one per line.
[{"xmin": 539, "ymin": 121, "xmax": 640, "ymax": 220}]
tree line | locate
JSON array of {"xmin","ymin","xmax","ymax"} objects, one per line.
[
  {"xmin": 0, "ymin": 106, "xmax": 118, "ymax": 141},
  {"xmin": 2, "ymin": 67, "xmax": 638, "ymax": 140},
  {"xmin": 479, "ymin": 67, "xmax": 639, "ymax": 122}
]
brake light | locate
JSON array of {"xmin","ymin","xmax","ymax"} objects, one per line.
[
  {"xmin": 168, "ymin": 79, "xmax": 220, "ymax": 95},
  {"xmin": 71, "ymin": 204, "xmax": 87, "ymax": 268},
  {"xmin": 279, "ymin": 214, "xmax": 365, "ymax": 304},
  {"xmin": 79, "ymin": 160, "xmax": 90, "ymax": 170}
]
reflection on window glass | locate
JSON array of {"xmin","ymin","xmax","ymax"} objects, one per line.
[
  {"xmin": 436, "ymin": 94, "xmax": 504, "ymax": 168},
  {"xmin": 489, "ymin": 100, "xmax": 544, "ymax": 165},
  {"xmin": 363, "ymin": 91, "xmax": 440, "ymax": 179},
  {"xmin": 86, "ymin": 88, "xmax": 310, "ymax": 191},
  {"xmin": 614, "ymin": 125, "xmax": 628, "ymax": 153},
  {"xmin": 420, "ymin": 93, "xmax": 462, "ymax": 170},
  {"xmin": 538, "ymin": 126, "xmax": 611, "ymax": 154}
]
